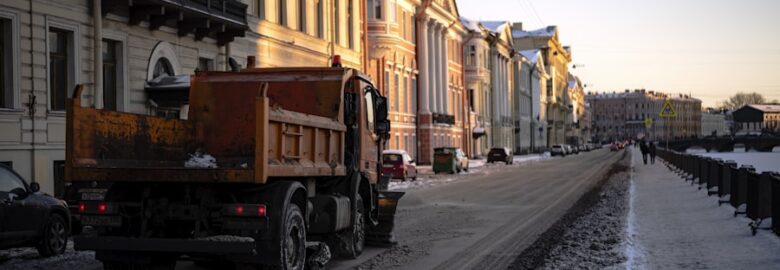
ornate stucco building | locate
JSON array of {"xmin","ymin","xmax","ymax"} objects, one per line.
[
  {"xmin": 512, "ymin": 24, "xmax": 571, "ymax": 148},
  {"xmin": 518, "ymin": 49, "xmax": 549, "ymax": 152},
  {"xmin": 461, "ymin": 17, "xmax": 491, "ymax": 157},
  {"xmin": 0, "ymin": 0, "xmax": 364, "ymax": 195},
  {"xmin": 480, "ymin": 21, "xmax": 514, "ymax": 152},
  {"xmin": 367, "ymin": 0, "xmax": 421, "ymax": 160},
  {"xmin": 415, "ymin": 0, "xmax": 467, "ymax": 164}
]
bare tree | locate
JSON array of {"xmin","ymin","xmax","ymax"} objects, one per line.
[{"xmin": 718, "ymin": 92, "xmax": 766, "ymax": 110}]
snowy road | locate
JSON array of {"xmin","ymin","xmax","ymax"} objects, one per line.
[{"xmin": 329, "ymin": 149, "xmax": 625, "ymax": 270}]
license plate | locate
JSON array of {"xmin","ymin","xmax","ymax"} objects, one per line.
[
  {"xmin": 79, "ymin": 188, "xmax": 107, "ymax": 200},
  {"xmin": 81, "ymin": 215, "xmax": 122, "ymax": 227}
]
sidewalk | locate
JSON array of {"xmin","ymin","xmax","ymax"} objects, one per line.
[{"xmin": 627, "ymin": 149, "xmax": 780, "ymax": 269}]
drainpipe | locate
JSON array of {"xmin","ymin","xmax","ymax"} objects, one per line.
[
  {"xmin": 224, "ymin": 43, "xmax": 231, "ymax": 71},
  {"xmin": 28, "ymin": 0, "xmax": 36, "ymax": 183},
  {"xmin": 93, "ymin": 0, "xmax": 103, "ymax": 109},
  {"xmin": 329, "ymin": 0, "xmax": 336, "ymax": 65},
  {"xmin": 528, "ymin": 63, "xmax": 536, "ymax": 153}
]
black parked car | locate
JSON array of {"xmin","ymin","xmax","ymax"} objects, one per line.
[
  {"xmin": 487, "ymin": 147, "xmax": 513, "ymax": 164},
  {"xmin": 0, "ymin": 164, "xmax": 70, "ymax": 257}
]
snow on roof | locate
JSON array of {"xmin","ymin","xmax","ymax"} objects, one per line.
[
  {"xmin": 519, "ymin": 49, "xmax": 541, "ymax": 64},
  {"xmin": 460, "ymin": 17, "xmax": 481, "ymax": 31},
  {"xmin": 382, "ymin": 149, "xmax": 408, "ymax": 155},
  {"xmin": 512, "ymin": 26, "xmax": 556, "ymax": 39},
  {"xmin": 747, "ymin": 104, "xmax": 780, "ymax": 112},
  {"xmin": 480, "ymin": 21, "xmax": 508, "ymax": 33}
]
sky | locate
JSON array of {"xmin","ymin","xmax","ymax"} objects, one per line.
[{"xmin": 456, "ymin": 0, "xmax": 780, "ymax": 107}]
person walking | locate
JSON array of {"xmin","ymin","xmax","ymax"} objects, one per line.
[
  {"xmin": 640, "ymin": 141, "xmax": 649, "ymax": 164},
  {"xmin": 649, "ymin": 142, "xmax": 657, "ymax": 164}
]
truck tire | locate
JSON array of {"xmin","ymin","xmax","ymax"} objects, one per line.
[
  {"xmin": 347, "ymin": 196, "xmax": 365, "ymax": 258},
  {"xmin": 279, "ymin": 204, "xmax": 306, "ymax": 270},
  {"xmin": 36, "ymin": 213, "xmax": 68, "ymax": 257}
]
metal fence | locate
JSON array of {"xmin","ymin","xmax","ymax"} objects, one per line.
[{"xmin": 658, "ymin": 149, "xmax": 780, "ymax": 236}]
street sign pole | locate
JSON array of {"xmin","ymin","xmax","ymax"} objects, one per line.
[{"xmin": 658, "ymin": 99, "xmax": 677, "ymax": 150}]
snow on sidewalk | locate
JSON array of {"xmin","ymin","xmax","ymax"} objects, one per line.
[{"xmin": 627, "ymin": 148, "xmax": 780, "ymax": 269}]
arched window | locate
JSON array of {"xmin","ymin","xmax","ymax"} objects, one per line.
[{"xmin": 153, "ymin": 58, "xmax": 174, "ymax": 78}]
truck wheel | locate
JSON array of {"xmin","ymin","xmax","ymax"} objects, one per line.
[
  {"xmin": 36, "ymin": 213, "xmax": 68, "ymax": 257},
  {"xmin": 342, "ymin": 196, "xmax": 365, "ymax": 258},
  {"xmin": 280, "ymin": 204, "xmax": 306, "ymax": 270}
]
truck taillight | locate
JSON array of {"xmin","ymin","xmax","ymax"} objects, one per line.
[
  {"xmin": 79, "ymin": 202, "xmax": 86, "ymax": 213},
  {"xmin": 224, "ymin": 204, "xmax": 266, "ymax": 217},
  {"xmin": 98, "ymin": 203, "xmax": 107, "ymax": 213}
]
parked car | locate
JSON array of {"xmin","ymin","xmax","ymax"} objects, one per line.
[
  {"xmin": 610, "ymin": 142, "xmax": 620, "ymax": 151},
  {"xmin": 487, "ymin": 147, "xmax": 513, "ymax": 164},
  {"xmin": 551, "ymin": 144, "xmax": 567, "ymax": 156},
  {"xmin": 433, "ymin": 147, "xmax": 469, "ymax": 174},
  {"xmin": 0, "ymin": 164, "xmax": 71, "ymax": 257},
  {"xmin": 382, "ymin": 150, "xmax": 418, "ymax": 181}
]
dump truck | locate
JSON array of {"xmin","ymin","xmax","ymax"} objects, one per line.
[{"xmin": 65, "ymin": 65, "xmax": 403, "ymax": 269}]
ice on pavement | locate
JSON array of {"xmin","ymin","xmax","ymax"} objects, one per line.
[
  {"xmin": 625, "ymin": 148, "xmax": 780, "ymax": 269},
  {"xmin": 0, "ymin": 242, "xmax": 98, "ymax": 270},
  {"xmin": 184, "ymin": 151, "xmax": 218, "ymax": 168},
  {"xmin": 196, "ymin": 235, "xmax": 255, "ymax": 242},
  {"xmin": 389, "ymin": 153, "xmax": 551, "ymax": 191}
]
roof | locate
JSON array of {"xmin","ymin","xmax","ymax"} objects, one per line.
[
  {"xmin": 746, "ymin": 104, "xmax": 780, "ymax": 113},
  {"xmin": 512, "ymin": 26, "xmax": 556, "ymax": 39},
  {"xmin": 460, "ymin": 17, "xmax": 481, "ymax": 31},
  {"xmin": 382, "ymin": 150, "xmax": 408, "ymax": 155},
  {"xmin": 480, "ymin": 21, "xmax": 508, "ymax": 33},
  {"xmin": 519, "ymin": 49, "xmax": 541, "ymax": 64}
]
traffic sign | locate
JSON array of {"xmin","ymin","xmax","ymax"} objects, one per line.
[
  {"xmin": 659, "ymin": 99, "xmax": 677, "ymax": 118},
  {"xmin": 644, "ymin": 117, "xmax": 653, "ymax": 128}
]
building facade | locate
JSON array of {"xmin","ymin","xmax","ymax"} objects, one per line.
[
  {"xmin": 481, "ymin": 21, "xmax": 514, "ymax": 152},
  {"xmin": 512, "ymin": 24, "xmax": 571, "ymax": 148},
  {"xmin": 567, "ymin": 73, "xmax": 586, "ymax": 145},
  {"xmin": 518, "ymin": 49, "xmax": 548, "ymax": 152},
  {"xmin": 587, "ymin": 89, "xmax": 702, "ymax": 143},
  {"xmin": 701, "ymin": 110, "xmax": 729, "ymax": 137},
  {"xmin": 512, "ymin": 51, "xmax": 535, "ymax": 154},
  {"xmin": 461, "ymin": 17, "xmax": 491, "ymax": 157},
  {"xmin": 415, "ymin": 0, "xmax": 467, "ymax": 164},
  {"xmin": 731, "ymin": 104, "xmax": 780, "ymax": 134},
  {"xmin": 0, "ymin": 0, "xmax": 364, "ymax": 196},
  {"xmin": 366, "ymin": 0, "xmax": 421, "ymax": 160}
]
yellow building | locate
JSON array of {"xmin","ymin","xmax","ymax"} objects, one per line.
[{"xmin": 366, "ymin": 0, "xmax": 421, "ymax": 159}]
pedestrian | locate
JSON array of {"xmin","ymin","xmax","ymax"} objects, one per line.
[
  {"xmin": 649, "ymin": 142, "xmax": 657, "ymax": 164},
  {"xmin": 640, "ymin": 141, "xmax": 649, "ymax": 164}
]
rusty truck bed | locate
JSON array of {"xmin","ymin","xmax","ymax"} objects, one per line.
[{"xmin": 66, "ymin": 68, "xmax": 354, "ymax": 184}]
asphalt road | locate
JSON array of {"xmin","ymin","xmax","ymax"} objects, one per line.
[
  {"xmin": 328, "ymin": 148, "xmax": 626, "ymax": 270},
  {"xmin": 0, "ymin": 149, "xmax": 625, "ymax": 270}
]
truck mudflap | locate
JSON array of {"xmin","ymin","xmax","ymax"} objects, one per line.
[
  {"xmin": 366, "ymin": 191, "xmax": 405, "ymax": 246},
  {"xmin": 73, "ymin": 236, "xmax": 256, "ymax": 255}
]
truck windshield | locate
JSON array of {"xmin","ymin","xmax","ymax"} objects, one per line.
[{"xmin": 364, "ymin": 90, "xmax": 375, "ymax": 132}]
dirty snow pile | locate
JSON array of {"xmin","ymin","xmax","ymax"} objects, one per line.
[
  {"xmin": 388, "ymin": 175, "xmax": 458, "ymax": 191},
  {"xmin": 184, "ymin": 151, "xmax": 218, "ymax": 168},
  {"xmin": 196, "ymin": 235, "xmax": 255, "ymax": 243},
  {"xmin": 536, "ymin": 164, "xmax": 630, "ymax": 270},
  {"xmin": 0, "ymin": 242, "xmax": 98, "ymax": 270}
]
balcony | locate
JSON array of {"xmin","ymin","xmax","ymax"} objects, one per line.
[
  {"xmin": 103, "ymin": 0, "xmax": 248, "ymax": 46},
  {"xmin": 432, "ymin": 113, "xmax": 455, "ymax": 125}
]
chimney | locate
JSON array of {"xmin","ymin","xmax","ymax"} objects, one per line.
[{"xmin": 513, "ymin": 22, "xmax": 523, "ymax": 31}]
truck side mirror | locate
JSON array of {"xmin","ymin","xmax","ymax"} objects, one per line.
[
  {"xmin": 30, "ymin": 182, "xmax": 40, "ymax": 193},
  {"xmin": 376, "ymin": 120, "xmax": 391, "ymax": 136},
  {"xmin": 375, "ymin": 96, "xmax": 388, "ymax": 122}
]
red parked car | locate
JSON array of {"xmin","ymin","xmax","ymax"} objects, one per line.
[{"xmin": 382, "ymin": 150, "xmax": 418, "ymax": 181}]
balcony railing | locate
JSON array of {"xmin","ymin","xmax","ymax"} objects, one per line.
[{"xmin": 432, "ymin": 113, "xmax": 455, "ymax": 125}]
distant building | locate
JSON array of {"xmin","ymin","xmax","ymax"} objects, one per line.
[
  {"xmin": 732, "ymin": 104, "xmax": 780, "ymax": 134},
  {"xmin": 701, "ymin": 112, "xmax": 729, "ymax": 137},
  {"xmin": 587, "ymin": 89, "xmax": 702, "ymax": 143}
]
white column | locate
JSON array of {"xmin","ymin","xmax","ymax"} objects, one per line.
[
  {"xmin": 431, "ymin": 22, "xmax": 442, "ymax": 113},
  {"xmin": 435, "ymin": 24, "xmax": 443, "ymax": 114},
  {"xmin": 428, "ymin": 21, "xmax": 437, "ymax": 113},
  {"xmin": 442, "ymin": 29, "xmax": 449, "ymax": 115},
  {"xmin": 418, "ymin": 17, "xmax": 430, "ymax": 114}
]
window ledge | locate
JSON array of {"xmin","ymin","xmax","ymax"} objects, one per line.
[
  {"xmin": 0, "ymin": 108, "xmax": 25, "ymax": 115},
  {"xmin": 47, "ymin": 110, "xmax": 66, "ymax": 117}
]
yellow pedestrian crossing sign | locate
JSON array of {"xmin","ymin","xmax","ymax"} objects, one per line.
[
  {"xmin": 659, "ymin": 99, "xmax": 677, "ymax": 118},
  {"xmin": 644, "ymin": 117, "xmax": 653, "ymax": 127}
]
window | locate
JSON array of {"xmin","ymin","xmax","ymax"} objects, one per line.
[
  {"xmin": 401, "ymin": 11, "xmax": 407, "ymax": 39},
  {"xmin": 394, "ymin": 73, "xmax": 399, "ymax": 111},
  {"xmin": 0, "ymin": 18, "xmax": 12, "ymax": 108},
  {"xmin": 469, "ymin": 89, "xmax": 474, "ymax": 112},
  {"xmin": 0, "ymin": 166, "xmax": 26, "ymax": 194},
  {"xmin": 410, "ymin": 13, "xmax": 415, "ymax": 41},
  {"xmin": 49, "ymin": 28, "xmax": 72, "ymax": 111},
  {"xmin": 298, "ymin": 0, "xmax": 306, "ymax": 32},
  {"xmin": 404, "ymin": 74, "xmax": 410, "ymax": 113},
  {"xmin": 278, "ymin": 0, "xmax": 287, "ymax": 26},
  {"xmin": 53, "ymin": 161, "xmax": 65, "ymax": 198},
  {"xmin": 257, "ymin": 0, "xmax": 265, "ymax": 19},
  {"xmin": 395, "ymin": 135, "xmax": 400, "ymax": 149},
  {"xmin": 384, "ymin": 70, "xmax": 390, "ymax": 103},
  {"xmin": 467, "ymin": 45, "xmax": 475, "ymax": 66},
  {"xmin": 347, "ymin": 0, "xmax": 354, "ymax": 49},
  {"xmin": 316, "ymin": 0, "xmax": 323, "ymax": 38},
  {"xmin": 411, "ymin": 76, "xmax": 417, "ymax": 113},
  {"xmin": 367, "ymin": 0, "xmax": 375, "ymax": 19},
  {"xmin": 335, "ymin": 0, "xmax": 341, "ymax": 44},
  {"xmin": 198, "ymin": 57, "xmax": 214, "ymax": 71},
  {"xmin": 388, "ymin": 0, "xmax": 396, "ymax": 22},
  {"xmin": 153, "ymin": 58, "xmax": 174, "ymax": 78},
  {"xmin": 102, "ymin": 39, "xmax": 119, "ymax": 110},
  {"xmin": 364, "ymin": 91, "xmax": 375, "ymax": 132}
]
